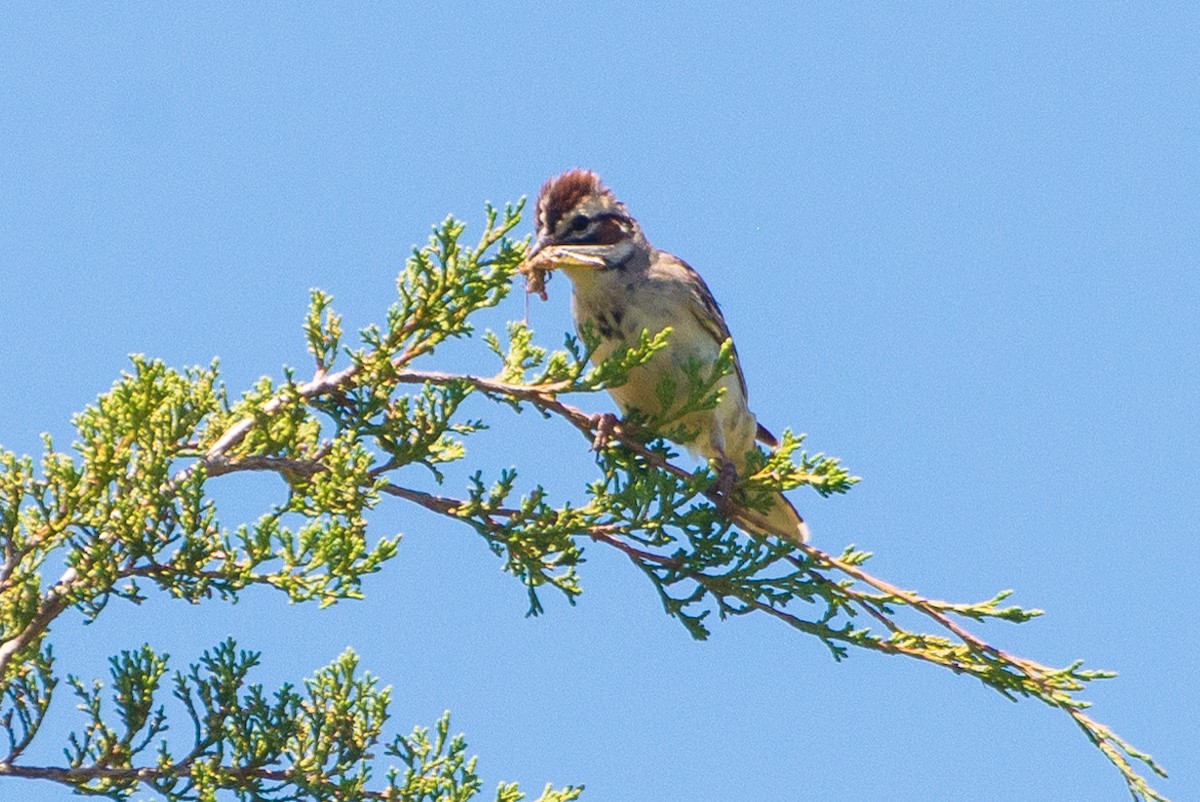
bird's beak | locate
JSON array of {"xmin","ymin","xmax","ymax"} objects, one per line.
[
  {"xmin": 524, "ymin": 242, "xmax": 608, "ymax": 271},
  {"xmin": 527, "ymin": 233, "xmax": 550, "ymax": 261}
]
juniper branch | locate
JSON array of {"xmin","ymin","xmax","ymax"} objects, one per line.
[{"xmin": 0, "ymin": 200, "xmax": 1170, "ymax": 802}]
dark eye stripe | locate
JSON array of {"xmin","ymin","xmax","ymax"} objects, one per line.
[{"xmin": 573, "ymin": 217, "xmax": 626, "ymax": 246}]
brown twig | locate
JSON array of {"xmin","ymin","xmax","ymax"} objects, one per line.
[{"xmin": 0, "ymin": 762, "xmax": 398, "ymax": 801}]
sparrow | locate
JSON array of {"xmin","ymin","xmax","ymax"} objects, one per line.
[{"xmin": 523, "ymin": 169, "xmax": 809, "ymax": 544}]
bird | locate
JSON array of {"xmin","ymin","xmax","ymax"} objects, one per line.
[{"xmin": 523, "ymin": 169, "xmax": 809, "ymax": 544}]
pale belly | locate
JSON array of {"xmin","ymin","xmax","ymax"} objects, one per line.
[
  {"xmin": 572, "ymin": 279, "xmax": 757, "ymax": 468},
  {"xmin": 560, "ymin": 260, "xmax": 805, "ymax": 542}
]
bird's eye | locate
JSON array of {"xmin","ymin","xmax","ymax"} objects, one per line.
[{"xmin": 569, "ymin": 214, "xmax": 589, "ymax": 232}]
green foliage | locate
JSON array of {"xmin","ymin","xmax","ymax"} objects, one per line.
[
  {"xmin": 65, "ymin": 645, "xmax": 170, "ymax": 796},
  {"xmin": 456, "ymin": 469, "xmax": 586, "ymax": 615},
  {"xmin": 48, "ymin": 639, "xmax": 573, "ymax": 802},
  {"xmin": 0, "ymin": 645, "xmax": 54, "ymax": 762},
  {"xmin": 385, "ymin": 712, "xmax": 582, "ymax": 802},
  {"xmin": 0, "ymin": 200, "xmax": 1170, "ymax": 802}
]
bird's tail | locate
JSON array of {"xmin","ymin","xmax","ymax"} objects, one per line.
[{"xmin": 737, "ymin": 489, "xmax": 810, "ymax": 545}]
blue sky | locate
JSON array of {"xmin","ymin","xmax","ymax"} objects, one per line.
[{"xmin": 2, "ymin": 4, "xmax": 1197, "ymax": 801}]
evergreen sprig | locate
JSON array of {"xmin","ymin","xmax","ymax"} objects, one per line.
[{"xmin": 0, "ymin": 200, "xmax": 1169, "ymax": 801}]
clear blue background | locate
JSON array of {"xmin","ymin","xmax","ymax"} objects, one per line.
[{"xmin": 2, "ymin": 4, "xmax": 1196, "ymax": 801}]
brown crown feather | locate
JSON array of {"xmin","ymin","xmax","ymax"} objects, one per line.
[{"xmin": 536, "ymin": 169, "xmax": 613, "ymax": 234}]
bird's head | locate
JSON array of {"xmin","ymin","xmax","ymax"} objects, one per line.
[{"xmin": 527, "ymin": 169, "xmax": 647, "ymax": 273}]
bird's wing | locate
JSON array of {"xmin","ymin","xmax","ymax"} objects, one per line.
[
  {"xmin": 671, "ymin": 255, "xmax": 782, "ymax": 449},
  {"xmin": 673, "ymin": 255, "xmax": 750, "ymax": 402}
]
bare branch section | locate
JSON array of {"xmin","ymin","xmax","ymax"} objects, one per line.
[{"xmin": 0, "ymin": 202, "xmax": 1169, "ymax": 802}]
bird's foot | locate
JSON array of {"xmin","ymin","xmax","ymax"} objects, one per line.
[
  {"xmin": 711, "ymin": 459, "xmax": 739, "ymax": 516},
  {"xmin": 589, "ymin": 412, "xmax": 620, "ymax": 451}
]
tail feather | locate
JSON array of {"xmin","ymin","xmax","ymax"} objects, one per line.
[
  {"xmin": 755, "ymin": 422, "xmax": 779, "ymax": 447},
  {"xmin": 723, "ymin": 431, "xmax": 809, "ymax": 545},
  {"xmin": 737, "ymin": 490, "xmax": 809, "ymax": 544}
]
